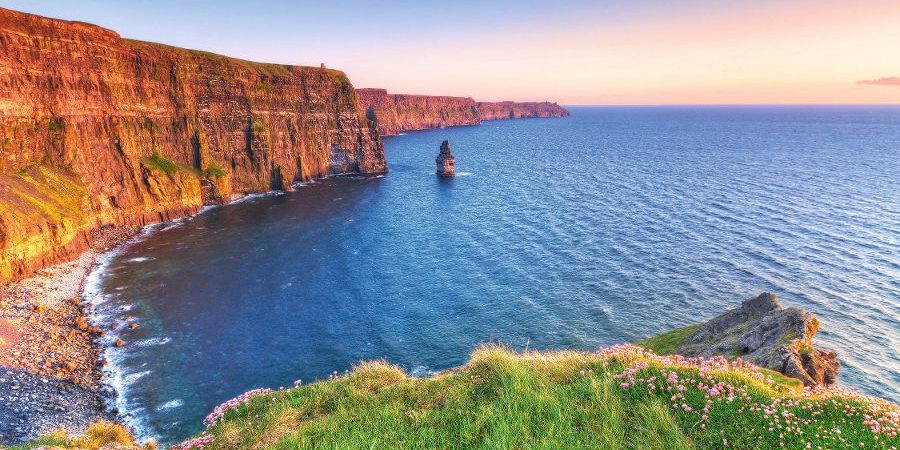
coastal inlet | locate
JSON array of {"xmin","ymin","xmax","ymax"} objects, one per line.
[{"xmin": 89, "ymin": 106, "xmax": 899, "ymax": 444}]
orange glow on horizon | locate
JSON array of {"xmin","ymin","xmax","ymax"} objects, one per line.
[{"xmin": 338, "ymin": 1, "xmax": 900, "ymax": 104}]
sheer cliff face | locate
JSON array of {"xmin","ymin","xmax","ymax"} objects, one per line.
[
  {"xmin": 474, "ymin": 101, "xmax": 571, "ymax": 121},
  {"xmin": 355, "ymin": 89, "xmax": 480, "ymax": 136},
  {"xmin": 356, "ymin": 88, "xmax": 569, "ymax": 136},
  {"xmin": 0, "ymin": 8, "xmax": 385, "ymax": 283}
]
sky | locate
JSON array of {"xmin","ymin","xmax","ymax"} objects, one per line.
[{"xmin": 3, "ymin": 0, "xmax": 900, "ymax": 105}]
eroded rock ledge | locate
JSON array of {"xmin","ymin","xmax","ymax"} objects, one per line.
[{"xmin": 673, "ymin": 292, "xmax": 840, "ymax": 386}]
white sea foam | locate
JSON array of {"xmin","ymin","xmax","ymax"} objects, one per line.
[
  {"xmin": 122, "ymin": 370, "xmax": 152, "ymax": 385},
  {"xmin": 410, "ymin": 366, "xmax": 438, "ymax": 378},
  {"xmin": 134, "ymin": 337, "xmax": 172, "ymax": 348},
  {"xmin": 157, "ymin": 399, "xmax": 184, "ymax": 411},
  {"xmin": 198, "ymin": 205, "xmax": 220, "ymax": 214},
  {"xmin": 128, "ymin": 256, "xmax": 152, "ymax": 263}
]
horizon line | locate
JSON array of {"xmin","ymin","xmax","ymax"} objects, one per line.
[{"xmin": 560, "ymin": 103, "xmax": 900, "ymax": 107}]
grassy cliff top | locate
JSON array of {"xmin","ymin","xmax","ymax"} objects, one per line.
[{"xmin": 10, "ymin": 345, "xmax": 898, "ymax": 449}]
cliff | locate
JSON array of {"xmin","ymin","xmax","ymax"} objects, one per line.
[
  {"xmin": 356, "ymin": 88, "xmax": 569, "ymax": 136},
  {"xmin": 0, "ymin": 8, "xmax": 386, "ymax": 284},
  {"xmin": 475, "ymin": 101, "xmax": 572, "ymax": 121}
]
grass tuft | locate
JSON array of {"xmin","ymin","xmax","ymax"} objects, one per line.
[
  {"xmin": 142, "ymin": 153, "xmax": 179, "ymax": 176},
  {"xmin": 162, "ymin": 345, "xmax": 899, "ymax": 449},
  {"xmin": 636, "ymin": 324, "xmax": 701, "ymax": 355}
]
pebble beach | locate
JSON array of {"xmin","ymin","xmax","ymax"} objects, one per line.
[{"xmin": 0, "ymin": 226, "xmax": 136, "ymax": 444}]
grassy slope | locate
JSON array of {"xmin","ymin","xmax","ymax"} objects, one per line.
[
  {"xmin": 637, "ymin": 324, "xmax": 804, "ymax": 391},
  {"xmin": 10, "ymin": 336, "xmax": 897, "ymax": 449},
  {"xmin": 180, "ymin": 345, "xmax": 897, "ymax": 450},
  {"xmin": 636, "ymin": 324, "xmax": 701, "ymax": 355},
  {"xmin": 8, "ymin": 422, "xmax": 154, "ymax": 450}
]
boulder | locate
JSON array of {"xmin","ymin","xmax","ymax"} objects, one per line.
[
  {"xmin": 435, "ymin": 140, "xmax": 456, "ymax": 177},
  {"xmin": 675, "ymin": 292, "xmax": 839, "ymax": 386}
]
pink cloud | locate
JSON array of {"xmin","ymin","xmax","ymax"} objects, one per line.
[{"xmin": 858, "ymin": 77, "xmax": 900, "ymax": 86}]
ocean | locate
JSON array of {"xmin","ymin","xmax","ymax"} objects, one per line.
[{"xmin": 84, "ymin": 106, "xmax": 900, "ymax": 444}]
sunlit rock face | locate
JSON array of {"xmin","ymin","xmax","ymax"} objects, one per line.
[
  {"xmin": 474, "ymin": 101, "xmax": 570, "ymax": 121},
  {"xmin": 0, "ymin": 7, "xmax": 386, "ymax": 283},
  {"xmin": 356, "ymin": 88, "xmax": 569, "ymax": 136},
  {"xmin": 676, "ymin": 292, "xmax": 840, "ymax": 386}
]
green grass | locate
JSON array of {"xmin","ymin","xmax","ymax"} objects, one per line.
[
  {"xmin": 177, "ymin": 346, "xmax": 897, "ymax": 450},
  {"xmin": 142, "ymin": 153, "xmax": 179, "ymax": 176},
  {"xmin": 6, "ymin": 422, "xmax": 155, "ymax": 450},
  {"xmin": 202, "ymin": 162, "xmax": 227, "ymax": 179},
  {"xmin": 637, "ymin": 326, "xmax": 804, "ymax": 393},
  {"xmin": 636, "ymin": 324, "xmax": 701, "ymax": 355}
]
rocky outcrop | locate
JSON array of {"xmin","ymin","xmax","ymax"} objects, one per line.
[
  {"xmin": 675, "ymin": 293, "xmax": 840, "ymax": 386},
  {"xmin": 435, "ymin": 140, "xmax": 455, "ymax": 176},
  {"xmin": 0, "ymin": 8, "xmax": 386, "ymax": 284},
  {"xmin": 356, "ymin": 88, "xmax": 569, "ymax": 136}
]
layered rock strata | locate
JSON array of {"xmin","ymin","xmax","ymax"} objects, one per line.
[
  {"xmin": 435, "ymin": 140, "xmax": 455, "ymax": 176},
  {"xmin": 356, "ymin": 88, "xmax": 569, "ymax": 136},
  {"xmin": 675, "ymin": 293, "xmax": 840, "ymax": 386},
  {"xmin": 0, "ymin": 7, "xmax": 386, "ymax": 283}
]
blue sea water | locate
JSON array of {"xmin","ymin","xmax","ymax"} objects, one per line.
[{"xmin": 85, "ymin": 106, "xmax": 900, "ymax": 444}]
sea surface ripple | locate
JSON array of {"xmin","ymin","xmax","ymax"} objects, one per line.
[{"xmin": 88, "ymin": 106, "xmax": 900, "ymax": 444}]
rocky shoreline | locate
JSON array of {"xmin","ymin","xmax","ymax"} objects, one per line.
[{"xmin": 0, "ymin": 226, "xmax": 137, "ymax": 445}]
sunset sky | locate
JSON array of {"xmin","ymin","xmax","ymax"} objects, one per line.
[{"xmin": 5, "ymin": 0, "xmax": 900, "ymax": 104}]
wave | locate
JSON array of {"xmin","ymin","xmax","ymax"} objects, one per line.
[
  {"xmin": 409, "ymin": 365, "xmax": 438, "ymax": 378},
  {"xmin": 156, "ymin": 399, "xmax": 184, "ymax": 411},
  {"xmin": 134, "ymin": 337, "xmax": 172, "ymax": 348}
]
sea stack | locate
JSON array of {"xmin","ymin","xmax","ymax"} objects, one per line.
[{"xmin": 436, "ymin": 140, "xmax": 456, "ymax": 176}]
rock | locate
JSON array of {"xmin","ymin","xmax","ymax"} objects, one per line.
[
  {"xmin": 128, "ymin": 322, "xmax": 139, "ymax": 330},
  {"xmin": 356, "ymin": 88, "xmax": 569, "ymax": 136},
  {"xmin": 675, "ymin": 292, "xmax": 840, "ymax": 386},
  {"xmin": 114, "ymin": 339, "xmax": 125, "ymax": 347},
  {"xmin": 75, "ymin": 316, "xmax": 89, "ymax": 331},
  {"xmin": 436, "ymin": 140, "xmax": 456, "ymax": 177},
  {"xmin": 0, "ymin": 7, "xmax": 387, "ymax": 285}
]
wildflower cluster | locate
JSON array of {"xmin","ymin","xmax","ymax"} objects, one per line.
[
  {"xmin": 202, "ymin": 387, "xmax": 273, "ymax": 426},
  {"xmin": 603, "ymin": 344, "xmax": 899, "ymax": 449},
  {"xmin": 170, "ymin": 433, "xmax": 213, "ymax": 450}
]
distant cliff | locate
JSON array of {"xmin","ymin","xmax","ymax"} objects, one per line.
[
  {"xmin": 356, "ymin": 88, "xmax": 569, "ymax": 136},
  {"xmin": 0, "ymin": 8, "xmax": 385, "ymax": 283},
  {"xmin": 475, "ymin": 101, "xmax": 571, "ymax": 121}
]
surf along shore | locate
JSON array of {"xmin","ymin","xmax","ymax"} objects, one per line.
[
  {"xmin": 0, "ymin": 190, "xmax": 294, "ymax": 445},
  {"xmin": 0, "ymin": 226, "xmax": 138, "ymax": 444}
]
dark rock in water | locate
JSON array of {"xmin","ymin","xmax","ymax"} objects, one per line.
[
  {"xmin": 436, "ymin": 140, "xmax": 456, "ymax": 177},
  {"xmin": 676, "ymin": 292, "xmax": 840, "ymax": 386}
]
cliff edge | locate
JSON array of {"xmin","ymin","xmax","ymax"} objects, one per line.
[
  {"xmin": 356, "ymin": 88, "xmax": 569, "ymax": 136},
  {"xmin": 0, "ymin": 8, "xmax": 386, "ymax": 283}
]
